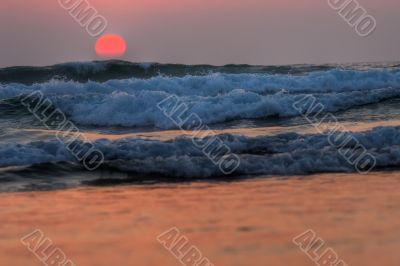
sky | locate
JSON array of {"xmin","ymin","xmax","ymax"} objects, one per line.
[{"xmin": 0, "ymin": 0, "xmax": 399, "ymax": 67}]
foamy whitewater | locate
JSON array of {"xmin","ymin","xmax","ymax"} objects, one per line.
[{"xmin": 0, "ymin": 61, "xmax": 399, "ymax": 191}]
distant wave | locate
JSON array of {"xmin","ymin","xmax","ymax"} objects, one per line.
[
  {"xmin": 0, "ymin": 60, "xmax": 398, "ymax": 84},
  {"xmin": 1, "ymin": 66, "xmax": 400, "ymax": 128},
  {"xmin": 1, "ymin": 126, "xmax": 399, "ymax": 178}
]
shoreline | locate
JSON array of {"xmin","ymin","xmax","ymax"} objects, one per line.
[{"xmin": 1, "ymin": 171, "xmax": 399, "ymax": 265}]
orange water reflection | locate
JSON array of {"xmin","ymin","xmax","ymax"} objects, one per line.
[
  {"xmin": 79, "ymin": 119, "xmax": 400, "ymax": 141},
  {"xmin": 0, "ymin": 172, "xmax": 400, "ymax": 265}
]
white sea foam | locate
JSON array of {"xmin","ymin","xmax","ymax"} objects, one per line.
[
  {"xmin": 1, "ymin": 68, "xmax": 399, "ymax": 128},
  {"xmin": 0, "ymin": 126, "xmax": 399, "ymax": 176}
]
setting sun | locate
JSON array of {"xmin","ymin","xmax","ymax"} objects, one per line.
[{"xmin": 95, "ymin": 34, "xmax": 127, "ymax": 58}]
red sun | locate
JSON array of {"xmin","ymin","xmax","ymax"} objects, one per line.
[{"xmin": 95, "ymin": 34, "xmax": 127, "ymax": 58}]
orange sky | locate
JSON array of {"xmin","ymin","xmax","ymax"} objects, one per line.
[{"xmin": 0, "ymin": 0, "xmax": 399, "ymax": 66}]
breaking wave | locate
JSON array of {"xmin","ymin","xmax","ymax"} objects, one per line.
[
  {"xmin": 1, "ymin": 66, "xmax": 400, "ymax": 128},
  {"xmin": 1, "ymin": 126, "xmax": 399, "ymax": 177},
  {"xmin": 1, "ymin": 60, "xmax": 381, "ymax": 84}
]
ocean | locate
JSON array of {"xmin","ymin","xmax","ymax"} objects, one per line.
[
  {"xmin": 1, "ymin": 60, "xmax": 400, "ymax": 266},
  {"xmin": 0, "ymin": 60, "xmax": 399, "ymax": 192}
]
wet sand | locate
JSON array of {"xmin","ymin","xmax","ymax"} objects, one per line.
[{"xmin": 1, "ymin": 171, "xmax": 400, "ymax": 266}]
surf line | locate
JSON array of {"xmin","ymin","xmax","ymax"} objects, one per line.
[
  {"xmin": 21, "ymin": 91, "xmax": 104, "ymax": 171},
  {"xmin": 293, "ymin": 95, "xmax": 376, "ymax": 173},
  {"xmin": 157, "ymin": 95, "xmax": 241, "ymax": 175}
]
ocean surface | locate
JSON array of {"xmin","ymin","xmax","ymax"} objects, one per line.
[{"xmin": 1, "ymin": 60, "xmax": 399, "ymax": 192}]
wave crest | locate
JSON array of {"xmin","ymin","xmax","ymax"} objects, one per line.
[
  {"xmin": 1, "ymin": 126, "xmax": 399, "ymax": 177},
  {"xmin": 1, "ymin": 67, "xmax": 400, "ymax": 128}
]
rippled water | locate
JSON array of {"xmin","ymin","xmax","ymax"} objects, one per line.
[{"xmin": 0, "ymin": 61, "xmax": 400, "ymax": 191}]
